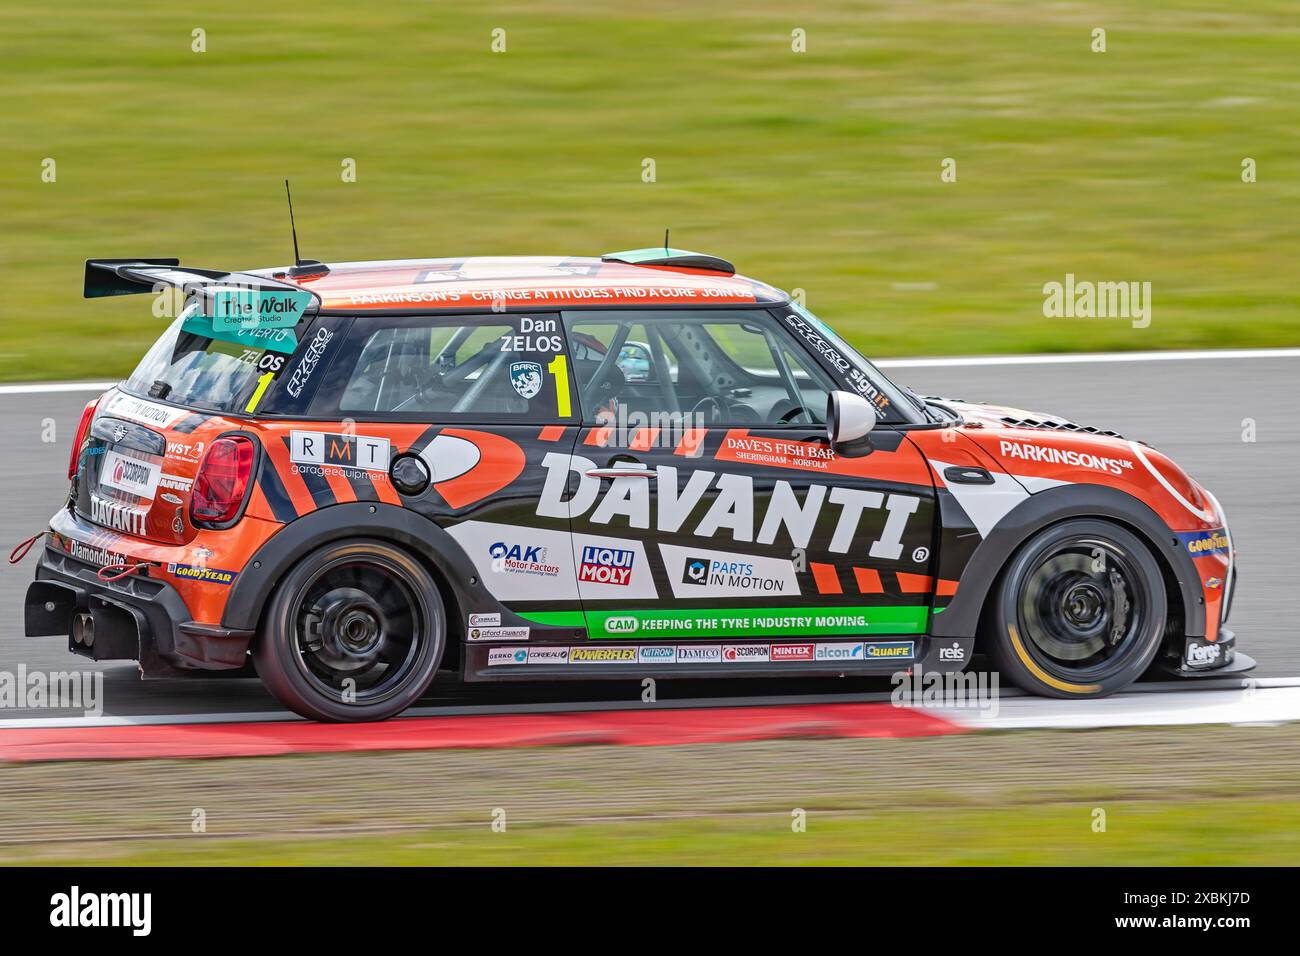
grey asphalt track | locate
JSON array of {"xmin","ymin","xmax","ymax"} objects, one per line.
[{"xmin": 1, "ymin": 353, "xmax": 1295, "ymax": 719}]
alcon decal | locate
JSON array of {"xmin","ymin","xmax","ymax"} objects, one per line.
[
  {"xmin": 998, "ymin": 440, "xmax": 1133, "ymax": 477},
  {"xmin": 537, "ymin": 453, "xmax": 919, "ymax": 558}
]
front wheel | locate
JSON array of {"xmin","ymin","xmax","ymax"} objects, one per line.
[
  {"xmin": 254, "ymin": 539, "xmax": 445, "ymax": 722},
  {"xmin": 984, "ymin": 520, "xmax": 1167, "ymax": 699}
]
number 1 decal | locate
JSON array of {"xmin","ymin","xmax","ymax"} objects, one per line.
[{"xmin": 547, "ymin": 353, "xmax": 571, "ymax": 417}]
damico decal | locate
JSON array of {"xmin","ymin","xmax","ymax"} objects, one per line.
[
  {"xmin": 103, "ymin": 393, "xmax": 188, "ymax": 429},
  {"xmin": 676, "ymin": 645, "xmax": 722, "ymax": 663},
  {"xmin": 538, "ymin": 452, "xmax": 920, "ymax": 558},
  {"xmin": 998, "ymin": 440, "xmax": 1133, "ymax": 477},
  {"xmin": 1178, "ymin": 528, "xmax": 1231, "ymax": 558},
  {"xmin": 285, "ymin": 326, "xmax": 334, "ymax": 398},
  {"xmin": 661, "ymin": 544, "xmax": 799, "ymax": 599},
  {"xmin": 100, "ymin": 451, "xmax": 161, "ymax": 499},
  {"xmin": 166, "ymin": 563, "xmax": 236, "ymax": 586},
  {"xmin": 89, "ymin": 496, "xmax": 147, "ymax": 535},
  {"xmin": 290, "ymin": 430, "xmax": 391, "ymax": 476},
  {"xmin": 577, "ymin": 545, "xmax": 635, "ymax": 586}
]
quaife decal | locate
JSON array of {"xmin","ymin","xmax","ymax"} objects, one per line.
[
  {"xmin": 285, "ymin": 326, "xmax": 334, "ymax": 398},
  {"xmin": 661, "ymin": 544, "xmax": 798, "ymax": 599},
  {"xmin": 1177, "ymin": 528, "xmax": 1231, "ymax": 558},
  {"xmin": 998, "ymin": 440, "xmax": 1133, "ymax": 477},
  {"xmin": 100, "ymin": 451, "xmax": 162, "ymax": 499},
  {"xmin": 509, "ymin": 361, "xmax": 544, "ymax": 400},
  {"xmin": 864, "ymin": 641, "xmax": 915, "ymax": 660},
  {"xmin": 539, "ymin": 453, "xmax": 920, "ymax": 558},
  {"xmin": 585, "ymin": 606, "xmax": 928, "ymax": 638},
  {"xmin": 290, "ymin": 431, "xmax": 391, "ymax": 476},
  {"xmin": 89, "ymin": 496, "xmax": 147, "ymax": 535},
  {"xmin": 166, "ymin": 564, "xmax": 236, "ymax": 586}
]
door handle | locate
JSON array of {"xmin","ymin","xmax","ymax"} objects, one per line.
[
  {"xmin": 943, "ymin": 465, "xmax": 995, "ymax": 485},
  {"xmin": 585, "ymin": 466, "xmax": 656, "ymax": 479}
]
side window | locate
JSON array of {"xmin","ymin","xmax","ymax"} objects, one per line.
[
  {"xmin": 561, "ymin": 310, "xmax": 834, "ymax": 426},
  {"xmin": 311, "ymin": 314, "xmax": 574, "ymax": 421}
]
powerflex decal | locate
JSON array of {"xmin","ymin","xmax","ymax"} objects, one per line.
[
  {"xmin": 998, "ymin": 439, "xmax": 1133, "ymax": 477},
  {"xmin": 568, "ymin": 646, "xmax": 638, "ymax": 664},
  {"xmin": 584, "ymin": 606, "xmax": 928, "ymax": 639},
  {"xmin": 1177, "ymin": 528, "xmax": 1231, "ymax": 558},
  {"xmin": 539, "ymin": 452, "xmax": 920, "ymax": 558},
  {"xmin": 660, "ymin": 543, "xmax": 799, "ymax": 599},
  {"xmin": 103, "ymin": 393, "xmax": 189, "ymax": 429},
  {"xmin": 100, "ymin": 451, "xmax": 162, "ymax": 499}
]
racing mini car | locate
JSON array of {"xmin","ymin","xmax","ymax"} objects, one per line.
[{"xmin": 23, "ymin": 250, "xmax": 1250, "ymax": 720}]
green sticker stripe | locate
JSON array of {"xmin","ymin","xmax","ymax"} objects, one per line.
[
  {"xmin": 585, "ymin": 606, "xmax": 928, "ymax": 639},
  {"xmin": 518, "ymin": 610, "xmax": 586, "ymax": 627}
]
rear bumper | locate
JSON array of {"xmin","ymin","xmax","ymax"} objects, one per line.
[{"xmin": 25, "ymin": 545, "xmax": 254, "ymax": 676}]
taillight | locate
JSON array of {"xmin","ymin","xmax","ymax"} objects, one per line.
[
  {"xmin": 191, "ymin": 437, "xmax": 256, "ymax": 525},
  {"xmin": 68, "ymin": 398, "xmax": 100, "ymax": 480}
]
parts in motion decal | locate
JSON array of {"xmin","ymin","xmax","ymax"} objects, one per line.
[{"xmin": 660, "ymin": 543, "xmax": 799, "ymax": 599}]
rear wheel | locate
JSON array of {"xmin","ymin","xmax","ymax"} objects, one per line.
[
  {"xmin": 984, "ymin": 519, "xmax": 1166, "ymax": 699},
  {"xmin": 254, "ymin": 539, "xmax": 445, "ymax": 722}
]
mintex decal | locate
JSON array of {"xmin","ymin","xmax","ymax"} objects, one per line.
[
  {"xmin": 103, "ymin": 393, "xmax": 189, "ymax": 429},
  {"xmin": 100, "ymin": 451, "xmax": 162, "ymax": 499},
  {"xmin": 660, "ymin": 544, "xmax": 799, "ymax": 599},
  {"xmin": 1178, "ymin": 528, "xmax": 1231, "ymax": 558},
  {"xmin": 538, "ymin": 452, "xmax": 921, "ymax": 558},
  {"xmin": 585, "ymin": 606, "xmax": 927, "ymax": 639},
  {"xmin": 166, "ymin": 563, "xmax": 237, "ymax": 586},
  {"xmin": 290, "ymin": 431, "xmax": 391, "ymax": 476},
  {"xmin": 998, "ymin": 440, "xmax": 1133, "ymax": 477}
]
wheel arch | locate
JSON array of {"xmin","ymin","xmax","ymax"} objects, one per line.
[
  {"xmin": 221, "ymin": 503, "xmax": 482, "ymax": 655},
  {"xmin": 932, "ymin": 483, "xmax": 1205, "ymax": 644}
]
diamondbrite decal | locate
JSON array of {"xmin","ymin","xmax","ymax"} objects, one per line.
[{"xmin": 583, "ymin": 606, "xmax": 928, "ymax": 639}]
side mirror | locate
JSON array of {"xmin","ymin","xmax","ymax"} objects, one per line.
[{"xmin": 827, "ymin": 390, "xmax": 877, "ymax": 445}]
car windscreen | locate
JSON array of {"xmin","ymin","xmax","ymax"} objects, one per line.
[{"xmin": 120, "ymin": 303, "xmax": 291, "ymax": 413}]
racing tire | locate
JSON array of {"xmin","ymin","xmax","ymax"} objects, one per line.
[
  {"xmin": 983, "ymin": 519, "xmax": 1167, "ymax": 699},
  {"xmin": 253, "ymin": 539, "xmax": 446, "ymax": 722}
]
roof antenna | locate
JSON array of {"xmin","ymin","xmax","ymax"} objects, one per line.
[
  {"xmin": 284, "ymin": 180, "xmax": 329, "ymax": 278},
  {"xmin": 664, "ymin": 228, "xmax": 670, "ymax": 254}
]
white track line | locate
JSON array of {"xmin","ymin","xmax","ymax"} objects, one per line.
[
  {"xmin": 5, "ymin": 678, "xmax": 1300, "ymax": 731},
  {"xmin": 1, "ymin": 347, "xmax": 1297, "ymax": 396}
]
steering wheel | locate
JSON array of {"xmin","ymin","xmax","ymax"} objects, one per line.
[
  {"xmin": 775, "ymin": 404, "xmax": 812, "ymax": 424},
  {"xmin": 690, "ymin": 396, "xmax": 727, "ymax": 424}
]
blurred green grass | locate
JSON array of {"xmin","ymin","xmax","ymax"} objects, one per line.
[
  {"xmin": 13, "ymin": 801, "xmax": 1300, "ymax": 865},
  {"xmin": 1, "ymin": 0, "xmax": 1297, "ymax": 382}
]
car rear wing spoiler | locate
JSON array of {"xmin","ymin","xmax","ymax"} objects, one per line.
[{"xmin": 83, "ymin": 259, "xmax": 322, "ymax": 314}]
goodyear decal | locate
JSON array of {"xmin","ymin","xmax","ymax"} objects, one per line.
[
  {"xmin": 1177, "ymin": 528, "xmax": 1231, "ymax": 558},
  {"xmin": 167, "ymin": 563, "xmax": 237, "ymax": 586}
]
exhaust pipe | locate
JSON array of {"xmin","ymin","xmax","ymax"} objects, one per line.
[{"xmin": 72, "ymin": 612, "xmax": 95, "ymax": 647}]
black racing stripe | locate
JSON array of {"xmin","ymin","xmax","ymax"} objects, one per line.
[
  {"xmin": 402, "ymin": 425, "xmax": 441, "ymax": 457},
  {"xmin": 343, "ymin": 470, "xmax": 381, "ymax": 502},
  {"xmin": 256, "ymin": 459, "xmax": 299, "ymax": 523},
  {"xmin": 171, "ymin": 414, "xmax": 208, "ymax": 435},
  {"xmin": 294, "ymin": 463, "xmax": 338, "ymax": 508}
]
